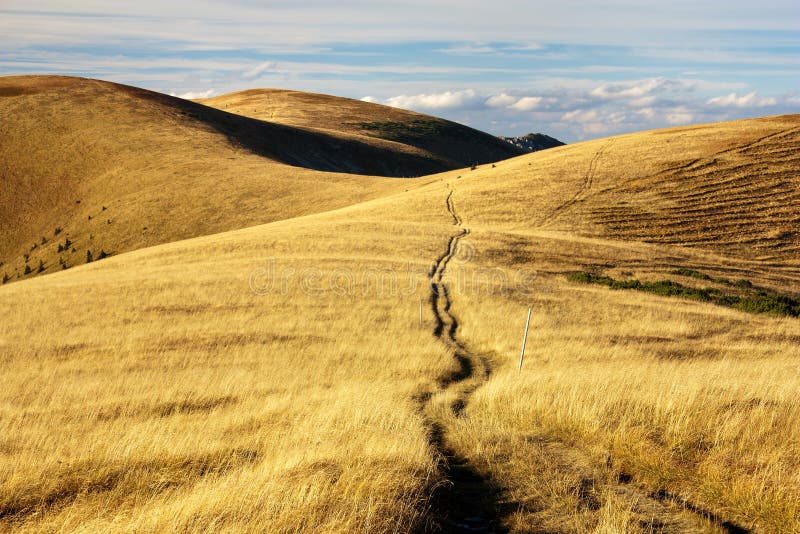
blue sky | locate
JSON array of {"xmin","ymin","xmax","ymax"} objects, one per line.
[{"xmin": 1, "ymin": 1, "xmax": 798, "ymax": 141}]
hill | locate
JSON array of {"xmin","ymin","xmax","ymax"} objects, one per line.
[
  {"xmin": 0, "ymin": 75, "xmax": 461, "ymax": 284},
  {"xmin": 199, "ymin": 89, "xmax": 523, "ymax": 169},
  {"xmin": 1, "ymin": 113, "xmax": 798, "ymax": 532},
  {"xmin": 458, "ymin": 114, "xmax": 800, "ymax": 270},
  {"xmin": 0, "ymin": 76, "xmax": 523, "ymax": 285},
  {"xmin": 499, "ymin": 132, "xmax": 565, "ymax": 152}
]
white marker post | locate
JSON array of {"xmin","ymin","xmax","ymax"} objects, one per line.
[{"xmin": 518, "ymin": 307, "xmax": 532, "ymax": 372}]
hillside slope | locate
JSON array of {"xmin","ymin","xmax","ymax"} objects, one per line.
[
  {"xmin": 457, "ymin": 114, "xmax": 800, "ymax": 269},
  {"xmin": 200, "ymin": 89, "xmax": 523, "ymax": 169},
  {"xmin": 0, "ymin": 75, "xmax": 457, "ymax": 283},
  {"xmin": 1, "ymin": 115, "xmax": 798, "ymax": 532}
]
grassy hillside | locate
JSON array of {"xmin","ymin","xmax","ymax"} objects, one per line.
[
  {"xmin": 1, "ymin": 113, "xmax": 798, "ymax": 532},
  {"xmin": 200, "ymin": 89, "xmax": 523, "ymax": 169},
  {"xmin": 0, "ymin": 75, "xmax": 454, "ymax": 284}
]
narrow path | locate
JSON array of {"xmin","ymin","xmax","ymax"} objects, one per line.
[
  {"xmin": 420, "ymin": 184, "xmax": 502, "ymax": 533},
  {"xmin": 542, "ymin": 139, "xmax": 613, "ymax": 226},
  {"xmin": 419, "ymin": 185, "xmax": 751, "ymax": 533}
]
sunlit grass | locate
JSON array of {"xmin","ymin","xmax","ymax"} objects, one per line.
[{"xmin": 1, "ymin": 114, "xmax": 798, "ymax": 532}]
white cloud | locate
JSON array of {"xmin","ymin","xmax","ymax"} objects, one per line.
[
  {"xmin": 590, "ymin": 78, "xmax": 687, "ymax": 100},
  {"xmin": 665, "ymin": 108, "xmax": 694, "ymax": 124},
  {"xmin": 636, "ymin": 107, "xmax": 656, "ymax": 119},
  {"xmin": 383, "ymin": 90, "xmax": 479, "ymax": 110},
  {"xmin": 707, "ymin": 91, "xmax": 778, "ymax": 108},
  {"xmin": 169, "ymin": 89, "xmax": 215, "ymax": 99},
  {"xmin": 628, "ymin": 96, "xmax": 656, "ymax": 107},
  {"xmin": 583, "ymin": 122, "xmax": 611, "ymax": 134},
  {"xmin": 243, "ymin": 61, "xmax": 276, "ymax": 79},
  {"xmin": 439, "ymin": 42, "xmax": 545, "ymax": 56},
  {"xmin": 360, "ymin": 96, "xmax": 379, "ymax": 103},
  {"xmin": 562, "ymin": 109, "xmax": 599, "ymax": 122},
  {"xmin": 2, "ymin": 1, "xmax": 798, "ymax": 50},
  {"xmin": 505, "ymin": 42, "xmax": 544, "ymax": 51},
  {"xmin": 485, "ymin": 93, "xmax": 517, "ymax": 108},
  {"xmin": 510, "ymin": 96, "xmax": 544, "ymax": 111},
  {"xmin": 560, "ymin": 108, "xmax": 629, "ymax": 135},
  {"xmin": 437, "ymin": 44, "xmax": 498, "ymax": 55}
]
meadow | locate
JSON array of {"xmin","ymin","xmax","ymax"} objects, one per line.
[{"xmin": 1, "ymin": 88, "xmax": 798, "ymax": 532}]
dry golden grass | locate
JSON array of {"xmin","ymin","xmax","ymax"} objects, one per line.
[
  {"xmin": 0, "ymin": 187, "xmax": 463, "ymax": 532},
  {"xmin": 429, "ymin": 116, "xmax": 800, "ymax": 531},
  {"xmin": 1, "ymin": 108, "xmax": 798, "ymax": 532},
  {"xmin": 446, "ymin": 240, "xmax": 800, "ymax": 532},
  {"xmin": 454, "ymin": 114, "xmax": 800, "ymax": 263}
]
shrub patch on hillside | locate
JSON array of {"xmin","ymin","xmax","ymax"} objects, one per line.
[
  {"xmin": 353, "ymin": 119, "xmax": 473, "ymax": 142},
  {"xmin": 567, "ymin": 271, "xmax": 799, "ymax": 317}
]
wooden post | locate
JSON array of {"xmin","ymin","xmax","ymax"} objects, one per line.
[{"xmin": 518, "ymin": 307, "xmax": 532, "ymax": 372}]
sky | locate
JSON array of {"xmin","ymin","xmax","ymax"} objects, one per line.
[{"xmin": 1, "ymin": 1, "xmax": 798, "ymax": 142}]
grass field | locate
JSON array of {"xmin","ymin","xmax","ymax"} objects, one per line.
[
  {"xmin": 0, "ymin": 189, "xmax": 458, "ymax": 532},
  {"xmin": 1, "ymin": 84, "xmax": 798, "ymax": 532},
  {"xmin": 1, "ymin": 75, "xmax": 518, "ymax": 286}
]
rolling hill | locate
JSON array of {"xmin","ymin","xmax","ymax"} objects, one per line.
[
  {"xmin": 199, "ymin": 89, "xmax": 523, "ymax": 168},
  {"xmin": 0, "ymin": 76, "xmax": 521, "ymax": 285},
  {"xmin": 1, "ymin": 86, "xmax": 798, "ymax": 534}
]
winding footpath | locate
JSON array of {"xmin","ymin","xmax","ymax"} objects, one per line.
[
  {"xmin": 418, "ymin": 182, "xmax": 749, "ymax": 534},
  {"xmin": 420, "ymin": 183, "xmax": 501, "ymax": 533}
]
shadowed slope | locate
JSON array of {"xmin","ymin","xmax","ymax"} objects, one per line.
[
  {"xmin": 0, "ymin": 75, "xmax": 448, "ymax": 283},
  {"xmin": 200, "ymin": 89, "xmax": 523, "ymax": 169}
]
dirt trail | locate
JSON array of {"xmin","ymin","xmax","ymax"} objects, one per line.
[
  {"xmin": 418, "ymin": 184, "xmax": 751, "ymax": 533},
  {"xmin": 542, "ymin": 139, "xmax": 614, "ymax": 226},
  {"xmin": 420, "ymin": 184, "xmax": 502, "ymax": 533}
]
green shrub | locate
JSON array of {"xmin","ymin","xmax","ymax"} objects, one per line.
[
  {"xmin": 567, "ymin": 270, "xmax": 798, "ymax": 317},
  {"xmin": 566, "ymin": 271, "xmax": 594, "ymax": 284},
  {"xmin": 37, "ymin": 260, "xmax": 44, "ymax": 273},
  {"xmin": 54, "ymin": 227, "xmax": 62, "ymax": 236},
  {"xmin": 23, "ymin": 264, "xmax": 32, "ymax": 275},
  {"xmin": 98, "ymin": 250, "xmax": 109, "ymax": 260},
  {"xmin": 669, "ymin": 268, "xmax": 711, "ymax": 280},
  {"xmin": 734, "ymin": 293, "xmax": 799, "ymax": 317},
  {"xmin": 86, "ymin": 250, "xmax": 93, "ymax": 263},
  {"xmin": 2, "ymin": 273, "xmax": 8, "ymax": 284}
]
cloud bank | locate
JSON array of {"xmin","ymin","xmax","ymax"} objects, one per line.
[
  {"xmin": 361, "ymin": 78, "xmax": 798, "ymax": 140},
  {"xmin": 0, "ymin": 2, "xmax": 797, "ymax": 141}
]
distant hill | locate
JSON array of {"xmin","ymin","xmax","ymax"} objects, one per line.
[
  {"xmin": 0, "ymin": 76, "xmax": 525, "ymax": 284},
  {"xmin": 199, "ymin": 89, "xmax": 524, "ymax": 171},
  {"xmin": 467, "ymin": 116, "xmax": 799, "ymax": 264},
  {"xmin": 499, "ymin": 133, "xmax": 565, "ymax": 152},
  {"xmin": 0, "ymin": 76, "xmax": 431, "ymax": 283}
]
